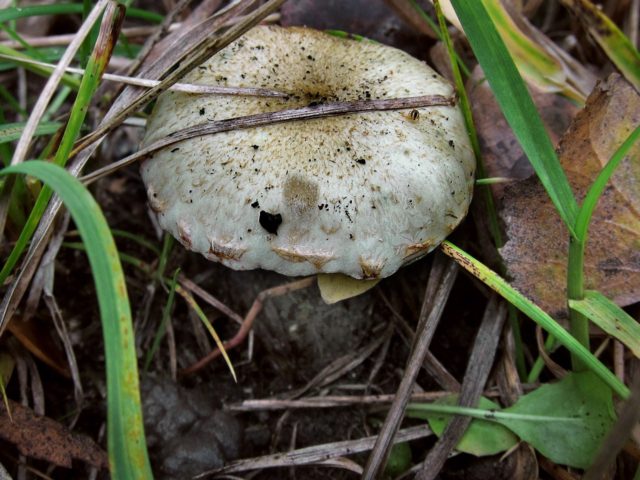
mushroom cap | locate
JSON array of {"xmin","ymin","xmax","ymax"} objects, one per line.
[{"xmin": 141, "ymin": 26, "xmax": 475, "ymax": 279}]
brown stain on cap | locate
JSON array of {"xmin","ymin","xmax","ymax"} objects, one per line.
[{"xmin": 283, "ymin": 175, "xmax": 319, "ymax": 216}]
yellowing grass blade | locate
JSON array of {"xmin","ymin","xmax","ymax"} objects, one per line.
[
  {"xmin": 1, "ymin": 161, "xmax": 152, "ymax": 479},
  {"xmin": 559, "ymin": 0, "xmax": 640, "ymax": 91},
  {"xmin": 432, "ymin": 0, "xmax": 587, "ymax": 101},
  {"xmin": 440, "ymin": 241, "xmax": 628, "ymax": 400}
]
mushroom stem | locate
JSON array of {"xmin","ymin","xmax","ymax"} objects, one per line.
[{"xmin": 81, "ymin": 93, "xmax": 456, "ymax": 184}]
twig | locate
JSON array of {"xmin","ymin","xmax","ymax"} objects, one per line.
[
  {"xmin": 181, "ymin": 277, "xmax": 315, "ymax": 374},
  {"xmin": 226, "ymin": 391, "xmax": 484, "ymax": 412},
  {"xmin": 80, "ymin": 94, "xmax": 455, "ymax": 184},
  {"xmin": 416, "ymin": 295, "xmax": 507, "ymax": 480},
  {"xmin": 0, "ymin": 54, "xmax": 288, "ymax": 97},
  {"xmin": 279, "ymin": 324, "xmax": 393, "ymax": 400},
  {"xmin": 72, "ymin": 0, "xmax": 288, "ymax": 153},
  {"xmin": 194, "ymin": 425, "xmax": 432, "ymax": 478},
  {"xmin": 362, "ymin": 260, "xmax": 459, "ymax": 479}
]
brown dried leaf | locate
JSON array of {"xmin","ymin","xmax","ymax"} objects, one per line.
[
  {"xmin": 7, "ymin": 319, "xmax": 70, "ymax": 378},
  {"xmin": 468, "ymin": 66, "xmax": 577, "ymax": 197},
  {"xmin": 0, "ymin": 399, "xmax": 107, "ymax": 469},
  {"xmin": 500, "ymin": 74, "xmax": 640, "ymax": 317}
]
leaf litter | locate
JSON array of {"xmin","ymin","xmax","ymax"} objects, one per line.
[
  {"xmin": 500, "ymin": 74, "xmax": 640, "ymax": 317},
  {"xmin": 0, "ymin": 398, "xmax": 107, "ymax": 469}
]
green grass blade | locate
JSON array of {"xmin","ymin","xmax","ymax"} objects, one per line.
[
  {"xmin": 565, "ymin": 124, "xmax": 639, "ymax": 367},
  {"xmin": 435, "ymin": 0, "xmax": 527, "ymax": 377},
  {"xmin": 449, "ymin": 0, "xmax": 579, "ymax": 235},
  {"xmin": 434, "ymin": 1, "xmax": 503, "ymax": 247},
  {"xmin": 54, "ymin": 3, "xmax": 124, "ymax": 166},
  {"xmin": 480, "ymin": 0, "xmax": 578, "ymax": 98},
  {"xmin": 1, "ymin": 161, "xmax": 152, "ymax": 479},
  {"xmin": 0, "ymin": 122, "xmax": 61, "ymax": 145},
  {"xmin": 408, "ymin": 0, "xmax": 471, "ymax": 76},
  {"xmin": 0, "ymin": 3, "xmax": 163, "ymax": 24},
  {"xmin": 111, "ymin": 229, "xmax": 161, "ymax": 256},
  {"xmin": 440, "ymin": 241, "xmax": 629, "ymax": 399},
  {"xmin": 144, "ymin": 269, "xmax": 179, "ymax": 372},
  {"xmin": 570, "ymin": 291, "xmax": 640, "ymax": 358},
  {"xmin": 575, "ymin": 125, "xmax": 640, "ymax": 241},
  {"xmin": 0, "ymin": 85, "xmax": 26, "ymax": 117},
  {"xmin": 0, "ymin": 3, "xmax": 124, "ymax": 286}
]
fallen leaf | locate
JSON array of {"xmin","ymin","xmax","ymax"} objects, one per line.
[
  {"xmin": 500, "ymin": 74, "xmax": 640, "ymax": 317},
  {"xmin": 468, "ymin": 65, "xmax": 577, "ymax": 197},
  {"xmin": 0, "ymin": 399, "xmax": 108, "ymax": 469}
]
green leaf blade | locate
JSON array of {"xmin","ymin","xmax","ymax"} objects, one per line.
[
  {"xmin": 409, "ymin": 372, "xmax": 616, "ymax": 469},
  {"xmin": 408, "ymin": 396, "xmax": 518, "ymax": 456},
  {"xmin": 570, "ymin": 291, "xmax": 640, "ymax": 358},
  {"xmin": 1, "ymin": 161, "xmax": 152, "ymax": 479},
  {"xmin": 449, "ymin": 0, "xmax": 579, "ymax": 233},
  {"xmin": 500, "ymin": 371, "xmax": 616, "ymax": 469},
  {"xmin": 441, "ymin": 241, "xmax": 629, "ymax": 399},
  {"xmin": 0, "ymin": 122, "xmax": 61, "ymax": 145}
]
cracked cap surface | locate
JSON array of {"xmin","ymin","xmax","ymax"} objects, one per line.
[{"xmin": 141, "ymin": 26, "xmax": 475, "ymax": 279}]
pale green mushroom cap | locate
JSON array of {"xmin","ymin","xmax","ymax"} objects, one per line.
[{"xmin": 141, "ymin": 26, "xmax": 475, "ymax": 279}]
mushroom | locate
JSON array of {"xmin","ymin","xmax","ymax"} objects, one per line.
[{"xmin": 141, "ymin": 26, "xmax": 475, "ymax": 284}]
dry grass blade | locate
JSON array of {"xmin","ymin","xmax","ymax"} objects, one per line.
[
  {"xmin": 280, "ymin": 324, "xmax": 393, "ymax": 400},
  {"xmin": 416, "ymin": 295, "xmax": 507, "ymax": 480},
  {"xmin": 123, "ymin": 0, "xmax": 240, "ymax": 84},
  {"xmin": 9, "ymin": 0, "xmax": 110, "ymax": 167},
  {"xmin": 362, "ymin": 260, "xmax": 459, "ymax": 479},
  {"xmin": 227, "ymin": 391, "xmax": 475, "ymax": 411},
  {"xmin": 177, "ymin": 275, "xmax": 244, "ymax": 325},
  {"xmin": 80, "ymin": 94, "xmax": 455, "ymax": 184},
  {"xmin": 0, "ymin": 1, "xmax": 124, "ymax": 338},
  {"xmin": 73, "ymin": 0, "xmax": 287, "ymax": 154},
  {"xmin": 0, "ymin": 0, "xmax": 111, "ymax": 240},
  {"xmin": 123, "ymin": 0, "xmax": 194, "ymax": 78},
  {"xmin": 0, "ymin": 0, "xmax": 283, "ymax": 345},
  {"xmin": 0, "ymin": 24, "xmax": 181, "ymax": 49},
  {"xmin": 194, "ymin": 425, "xmax": 432, "ymax": 478},
  {"xmin": 0, "ymin": 54, "xmax": 288, "ymax": 97}
]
